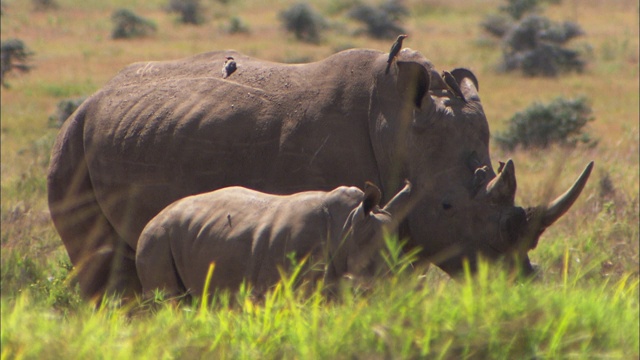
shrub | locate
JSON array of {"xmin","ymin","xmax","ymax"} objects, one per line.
[
  {"xmin": 501, "ymin": 15, "xmax": 585, "ymax": 76},
  {"xmin": 495, "ymin": 96, "xmax": 596, "ymax": 150},
  {"xmin": 32, "ymin": 0, "xmax": 58, "ymax": 11},
  {"xmin": 1, "ymin": 38, "xmax": 34, "ymax": 88},
  {"xmin": 348, "ymin": 1, "xmax": 407, "ymax": 39},
  {"xmin": 225, "ymin": 16, "xmax": 250, "ymax": 34},
  {"xmin": 111, "ymin": 9, "xmax": 157, "ymax": 39},
  {"xmin": 48, "ymin": 97, "xmax": 87, "ymax": 128},
  {"xmin": 482, "ymin": 1, "xmax": 586, "ymax": 77},
  {"xmin": 279, "ymin": 3, "xmax": 327, "ymax": 44},
  {"xmin": 167, "ymin": 0, "xmax": 205, "ymax": 25},
  {"xmin": 481, "ymin": 14, "xmax": 513, "ymax": 38},
  {"xmin": 380, "ymin": 0, "xmax": 410, "ymax": 21},
  {"xmin": 499, "ymin": 0, "xmax": 540, "ymax": 20}
]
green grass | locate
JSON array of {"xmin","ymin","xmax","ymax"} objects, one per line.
[
  {"xmin": 1, "ymin": 0, "xmax": 638, "ymax": 358},
  {"xmin": 2, "ymin": 259, "xmax": 637, "ymax": 359}
]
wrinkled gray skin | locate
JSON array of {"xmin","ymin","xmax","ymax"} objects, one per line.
[
  {"xmin": 136, "ymin": 182, "xmax": 410, "ymax": 299},
  {"xmin": 47, "ymin": 48, "xmax": 593, "ymax": 301}
]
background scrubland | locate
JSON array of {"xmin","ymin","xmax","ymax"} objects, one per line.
[{"xmin": 1, "ymin": 0, "xmax": 638, "ymax": 358}]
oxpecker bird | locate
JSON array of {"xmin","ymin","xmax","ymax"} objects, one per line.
[
  {"xmin": 442, "ymin": 70, "xmax": 466, "ymax": 102},
  {"xmin": 222, "ymin": 56, "xmax": 237, "ymax": 79},
  {"xmin": 385, "ymin": 34, "xmax": 408, "ymax": 74}
]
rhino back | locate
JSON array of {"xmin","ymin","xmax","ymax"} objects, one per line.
[{"xmin": 83, "ymin": 50, "xmax": 384, "ymax": 248}]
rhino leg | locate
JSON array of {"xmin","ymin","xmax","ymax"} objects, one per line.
[
  {"xmin": 48, "ymin": 106, "xmax": 140, "ymax": 302},
  {"xmin": 136, "ymin": 227, "xmax": 185, "ymax": 300}
]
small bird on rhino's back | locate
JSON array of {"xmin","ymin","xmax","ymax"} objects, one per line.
[{"xmin": 222, "ymin": 56, "xmax": 237, "ymax": 79}]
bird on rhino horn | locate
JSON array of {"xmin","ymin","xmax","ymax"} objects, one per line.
[{"xmin": 135, "ymin": 182, "xmax": 412, "ymax": 300}]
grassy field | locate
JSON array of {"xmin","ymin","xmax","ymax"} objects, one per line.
[{"xmin": 1, "ymin": 0, "xmax": 638, "ymax": 358}]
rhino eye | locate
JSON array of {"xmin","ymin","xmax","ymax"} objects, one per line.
[{"xmin": 442, "ymin": 202, "xmax": 452, "ymax": 210}]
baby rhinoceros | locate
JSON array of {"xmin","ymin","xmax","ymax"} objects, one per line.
[{"xmin": 136, "ymin": 181, "xmax": 412, "ymax": 299}]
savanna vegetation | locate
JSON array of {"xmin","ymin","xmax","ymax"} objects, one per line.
[{"xmin": 1, "ymin": 0, "xmax": 638, "ymax": 358}]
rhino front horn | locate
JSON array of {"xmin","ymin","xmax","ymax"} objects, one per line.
[{"xmin": 540, "ymin": 161, "xmax": 594, "ymax": 228}]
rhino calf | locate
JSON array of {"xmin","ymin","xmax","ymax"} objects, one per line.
[{"xmin": 136, "ymin": 182, "xmax": 411, "ymax": 299}]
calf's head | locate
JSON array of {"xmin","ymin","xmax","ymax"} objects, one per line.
[{"xmin": 329, "ymin": 181, "xmax": 412, "ymax": 281}]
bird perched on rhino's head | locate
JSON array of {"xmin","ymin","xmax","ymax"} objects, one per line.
[
  {"xmin": 386, "ymin": 34, "xmax": 408, "ymax": 74},
  {"xmin": 222, "ymin": 56, "xmax": 237, "ymax": 79},
  {"xmin": 441, "ymin": 70, "xmax": 466, "ymax": 102}
]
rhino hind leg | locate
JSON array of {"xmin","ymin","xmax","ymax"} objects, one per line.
[
  {"xmin": 48, "ymin": 105, "xmax": 141, "ymax": 303},
  {"xmin": 49, "ymin": 175, "xmax": 142, "ymax": 302}
]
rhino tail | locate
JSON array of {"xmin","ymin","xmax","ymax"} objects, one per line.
[{"xmin": 47, "ymin": 99, "xmax": 140, "ymax": 303}]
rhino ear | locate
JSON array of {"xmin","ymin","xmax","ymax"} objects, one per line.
[
  {"xmin": 450, "ymin": 68, "xmax": 479, "ymax": 101},
  {"xmin": 396, "ymin": 61, "xmax": 431, "ymax": 109},
  {"xmin": 363, "ymin": 181, "xmax": 382, "ymax": 216}
]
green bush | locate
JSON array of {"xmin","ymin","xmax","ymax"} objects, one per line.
[
  {"xmin": 481, "ymin": 0, "xmax": 586, "ymax": 77},
  {"xmin": 111, "ymin": 9, "xmax": 157, "ymax": 39},
  {"xmin": 500, "ymin": 0, "xmax": 540, "ymax": 20},
  {"xmin": 48, "ymin": 97, "xmax": 87, "ymax": 128},
  {"xmin": 495, "ymin": 96, "xmax": 596, "ymax": 150},
  {"xmin": 32, "ymin": 0, "xmax": 58, "ymax": 11},
  {"xmin": 167, "ymin": 0, "xmax": 205, "ymax": 25},
  {"xmin": 225, "ymin": 16, "xmax": 250, "ymax": 34},
  {"xmin": 1, "ymin": 38, "xmax": 34, "ymax": 88},
  {"xmin": 279, "ymin": 3, "xmax": 327, "ymax": 44},
  {"xmin": 348, "ymin": 1, "xmax": 407, "ymax": 39},
  {"xmin": 503, "ymin": 15, "xmax": 585, "ymax": 76}
]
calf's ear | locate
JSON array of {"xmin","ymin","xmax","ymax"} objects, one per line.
[
  {"xmin": 382, "ymin": 180, "xmax": 412, "ymax": 218},
  {"xmin": 363, "ymin": 182, "xmax": 382, "ymax": 215}
]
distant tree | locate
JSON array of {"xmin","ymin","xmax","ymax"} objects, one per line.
[
  {"xmin": 495, "ymin": 96, "xmax": 596, "ymax": 150},
  {"xmin": 111, "ymin": 9, "xmax": 157, "ymax": 39},
  {"xmin": 1, "ymin": 39, "xmax": 34, "ymax": 88},
  {"xmin": 167, "ymin": 0, "xmax": 205, "ymax": 25},
  {"xmin": 279, "ymin": 3, "xmax": 327, "ymax": 44},
  {"xmin": 348, "ymin": 1, "xmax": 407, "ymax": 39}
]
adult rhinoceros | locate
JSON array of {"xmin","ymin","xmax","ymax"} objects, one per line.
[{"xmin": 47, "ymin": 48, "xmax": 593, "ymax": 301}]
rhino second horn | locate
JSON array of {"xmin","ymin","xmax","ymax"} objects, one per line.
[
  {"xmin": 486, "ymin": 159, "xmax": 517, "ymax": 205},
  {"xmin": 540, "ymin": 161, "xmax": 594, "ymax": 228}
]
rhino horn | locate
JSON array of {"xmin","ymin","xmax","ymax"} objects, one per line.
[
  {"xmin": 540, "ymin": 161, "xmax": 594, "ymax": 228},
  {"xmin": 520, "ymin": 161, "xmax": 593, "ymax": 251},
  {"xmin": 485, "ymin": 159, "xmax": 517, "ymax": 205}
]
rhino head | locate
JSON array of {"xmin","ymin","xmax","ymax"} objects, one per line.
[{"xmin": 371, "ymin": 49, "xmax": 593, "ymax": 276}]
